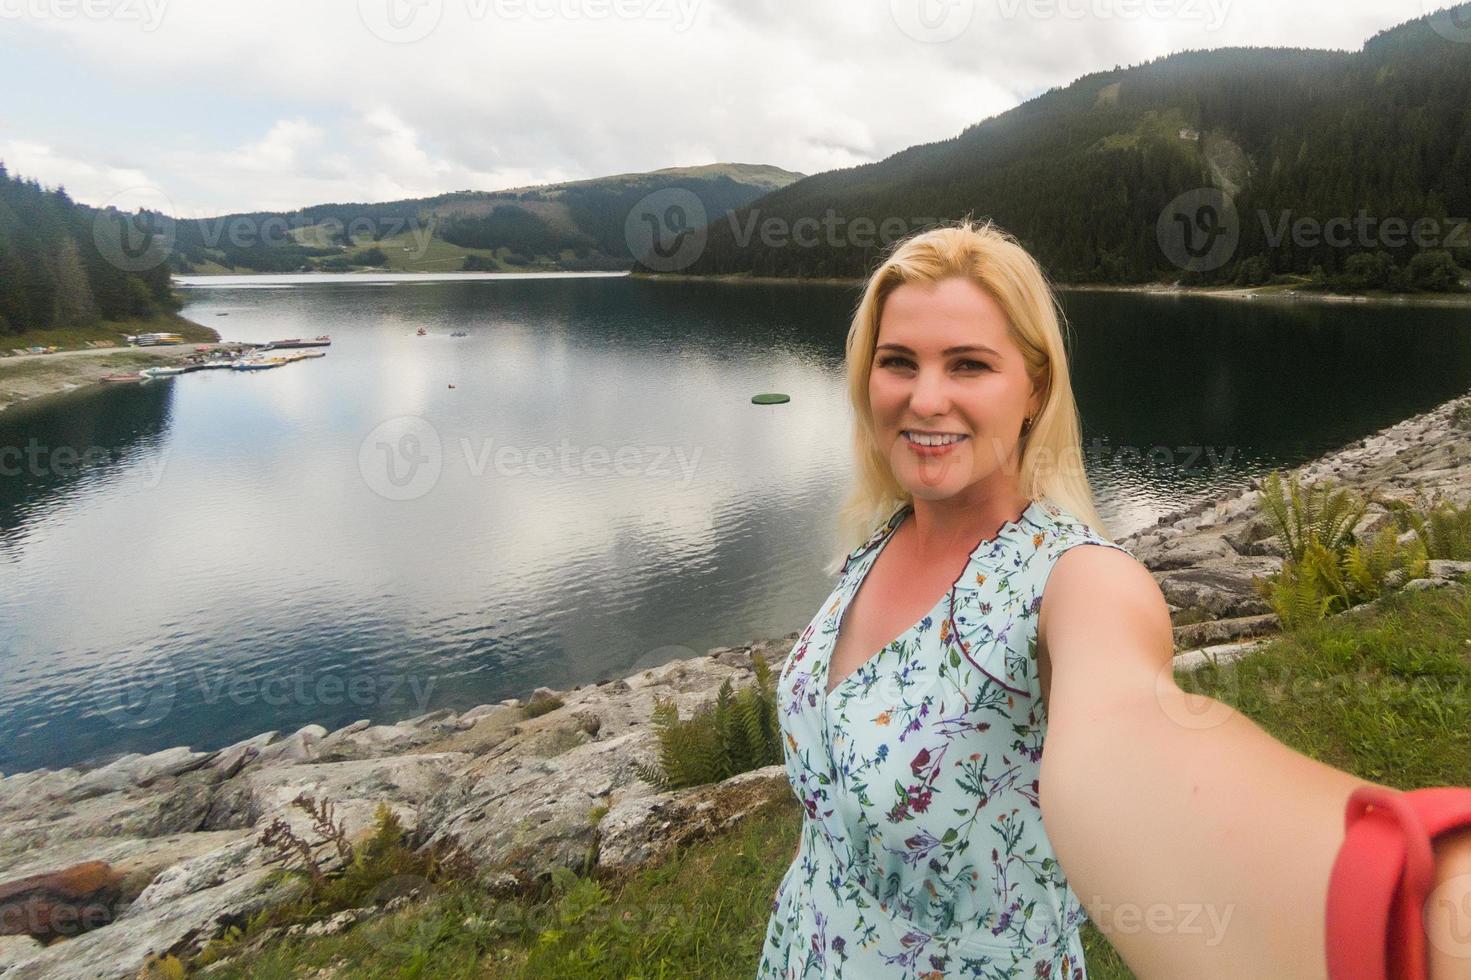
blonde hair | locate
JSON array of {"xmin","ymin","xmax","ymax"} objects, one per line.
[{"xmin": 826, "ymin": 216, "xmax": 1112, "ymax": 575}]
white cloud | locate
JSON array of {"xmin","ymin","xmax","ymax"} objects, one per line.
[
  {"xmin": 0, "ymin": 0, "xmax": 1431, "ymax": 213},
  {"xmin": 0, "ymin": 140, "xmax": 165, "ymax": 209}
]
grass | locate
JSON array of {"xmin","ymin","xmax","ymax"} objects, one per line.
[
  {"xmin": 0, "ymin": 311, "xmax": 217, "ymax": 352},
  {"xmin": 182, "ymin": 584, "xmax": 1470, "ymax": 978}
]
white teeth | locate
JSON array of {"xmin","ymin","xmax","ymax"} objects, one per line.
[{"xmin": 904, "ymin": 431, "xmax": 966, "ymax": 447}]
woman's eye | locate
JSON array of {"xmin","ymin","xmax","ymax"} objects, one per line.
[{"xmin": 876, "ymin": 356, "xmax": 989, "ymax": 371}]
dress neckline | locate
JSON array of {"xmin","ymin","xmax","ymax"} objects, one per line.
[{"xmin": 824, "ymin": 499, "xmax": 1042, "ymax": 699}]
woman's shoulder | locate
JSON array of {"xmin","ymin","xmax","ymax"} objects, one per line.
[
  {"xmin": 1027, "ymin": 499, "xmax": 1138, "ymax": 563},
  {"xmin": 839, "ymin": 501, "xmax": 911, "ymax": 571}
]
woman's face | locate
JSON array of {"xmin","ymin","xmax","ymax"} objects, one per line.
[{"xmin": 868, "ymin": 276, "xmax": 1040, "ymax": 502}]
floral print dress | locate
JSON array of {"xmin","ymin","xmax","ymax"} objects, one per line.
[{"xmin": 757, "ymin": 498, "xmax": 1134, "ymax": 979}]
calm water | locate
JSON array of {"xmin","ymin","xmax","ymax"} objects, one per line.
[{"xmin": 2, "ymin": 275, "xmax": 1469, "ymax": 772}]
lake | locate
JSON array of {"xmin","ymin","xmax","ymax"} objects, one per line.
[{"xmin": 2, "ymin": 273, "xmax": 1469, "ymax": 773}]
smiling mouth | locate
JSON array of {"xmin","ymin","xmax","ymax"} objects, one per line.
[{"xmin": 901, "ymin": 430, "xmax": 969, "ymax": 447}]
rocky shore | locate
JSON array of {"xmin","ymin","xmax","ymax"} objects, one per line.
[{"xmin": 2, "ymin": 389, "xmax": 1469, "ymax": 978}]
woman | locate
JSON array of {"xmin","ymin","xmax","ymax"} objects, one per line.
[{"xmin": 757, "ymin": 218, "xmax": 1471, "ymax": 979}]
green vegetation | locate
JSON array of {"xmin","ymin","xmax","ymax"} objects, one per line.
[
  {"xmin": 672, "ymin": 8, "xmax": 1471, "ymax": 288},
  {"xmin": 0, "ymin": 311, "xmax": 216, "ymax": 352},
  {"xmin": 1385, "ymin": 493, "xmax": 1471, "ymax": 562},
  {"xmin": 173, "ymin": 584, "xmax": 1471, "ymax": 978},
  {"xmin": 186, "ymin": 795, "xmax": 474, "ymax": 974},
  {"xmin": 1253, "ymin": 470, "xmax": 1431, "ymax": 630},
  {"xmin": 0, "ymin": 164, "xmax": 177, "ymax": 337},
  {"xmin": 632, "ymin": 652, "xmax": 783, "ymax": 791},
  {"xmin": 520, "ymin": 694, "xmax": 565, "ymax": 719}
]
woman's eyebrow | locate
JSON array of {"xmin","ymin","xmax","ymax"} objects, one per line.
[{"xmin": 875, "ymin": 343, "xmax": 1000, "ymax": 356}]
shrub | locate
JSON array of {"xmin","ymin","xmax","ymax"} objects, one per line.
[
  {"xmin": 1257, "ymin": 470, "xmax": 1366, "ymax": 562},
  {"xmin": 1385, "ymin": 493, "xmax": 1471, "ymax": 560},
  {"xmin": 1254, "ymin": 471, "xmax": 1429, "ymax": 630},
  {"xmin": 521, "ymin": 693, "xmax": 564, "ymax": 719},
  {"xmin": 632, "ymin": 652, "xmax": 782, "ymax": 791}
]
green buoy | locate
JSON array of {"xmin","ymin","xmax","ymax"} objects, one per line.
[{"xmin": 751, "ymin": 393, "xmax": 790, "ymax": 405}]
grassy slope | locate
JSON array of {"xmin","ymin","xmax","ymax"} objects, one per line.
[{"xmin": 1, "ymin": 311, "xmax": 218, "ymax": 351}]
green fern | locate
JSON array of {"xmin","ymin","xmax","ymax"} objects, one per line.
[
  {"xmin": 1390, "ymin": 496, "xmax": 1471, "ymax": 560},
  {"xmin": 1256, "ymin": 471, "xmax": 1435, "ymax": 630},
  {"xmin": 634, "ymin": 652, "xmax": 784, "ymax": 791},
  {"xmin": 1258, "ymin": 469, "xmax": 1367, "ymax": 561}
]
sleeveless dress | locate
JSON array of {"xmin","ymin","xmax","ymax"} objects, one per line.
[{"xmin": 757, "ymin": 497, "xmax": 1135, "ymax": 979}]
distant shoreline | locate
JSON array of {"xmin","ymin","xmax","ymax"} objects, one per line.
[{"xmin": 632, "ymin": 272, "xmax": 1471, "ymax": 307}]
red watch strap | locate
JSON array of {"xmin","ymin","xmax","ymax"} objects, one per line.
[{"xmin": 1327, "ymin": 786, "xmax": 1471, "ymax": 980}]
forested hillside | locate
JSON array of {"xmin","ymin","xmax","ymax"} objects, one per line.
[
  {"xmin": 0, "ymin": 164, "xmax": 175, "ymax": 337},
  {"xmin": 664, "ymin": 7, "xmax": 1471, "ymax": 289},
  {"xmin": 168, "ymin": 164, "xmax": 803, "ymax": 275}
]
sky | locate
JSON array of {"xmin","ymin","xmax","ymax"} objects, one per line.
[{"xmin": 0, "ymin": 0, "xmax": 1446, "ymax": 217}]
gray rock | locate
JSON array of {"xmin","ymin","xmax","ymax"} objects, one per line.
[
  {"xmin": 598, "ymin": 766, "xmax": 790, "ymax": 872},
  {"xmin": 1427, "ymin": 560, "xmax": 1471, "ymax": 581}
]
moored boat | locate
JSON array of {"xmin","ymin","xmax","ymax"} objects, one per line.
[
  {"xmin": 261, "ymin": 335, "xmax": 331, "ymax": 349},
  {"xmin": 232, "ymin": 356, "xmax": 291, "ymax": 371}
]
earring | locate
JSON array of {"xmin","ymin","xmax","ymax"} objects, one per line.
[{"xmin": 1022, "ymin": 416, "xmax": 1034, "ymax": 434}]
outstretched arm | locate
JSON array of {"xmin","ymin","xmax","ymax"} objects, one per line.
[{"xmin": 1035, "ymin": 545, "xmax": 1471, "ymax": 979}]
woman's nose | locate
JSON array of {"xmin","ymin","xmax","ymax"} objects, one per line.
[{"xmin": 907, "ymin": 366, "xmax": 950, "ymax": 415}]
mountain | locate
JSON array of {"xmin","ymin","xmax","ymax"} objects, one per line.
[
  {"xmin": 169, "ymin": 163, "xmax": 804, "ymax": 275},
  {"xmin": 660, "ymin": 6, "xmax": 1471, "ymax": 291}
]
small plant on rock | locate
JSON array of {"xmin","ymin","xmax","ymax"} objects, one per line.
[{"xmin": 633, "ymin": 652, "xmax": 783, "ymax": 791}]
